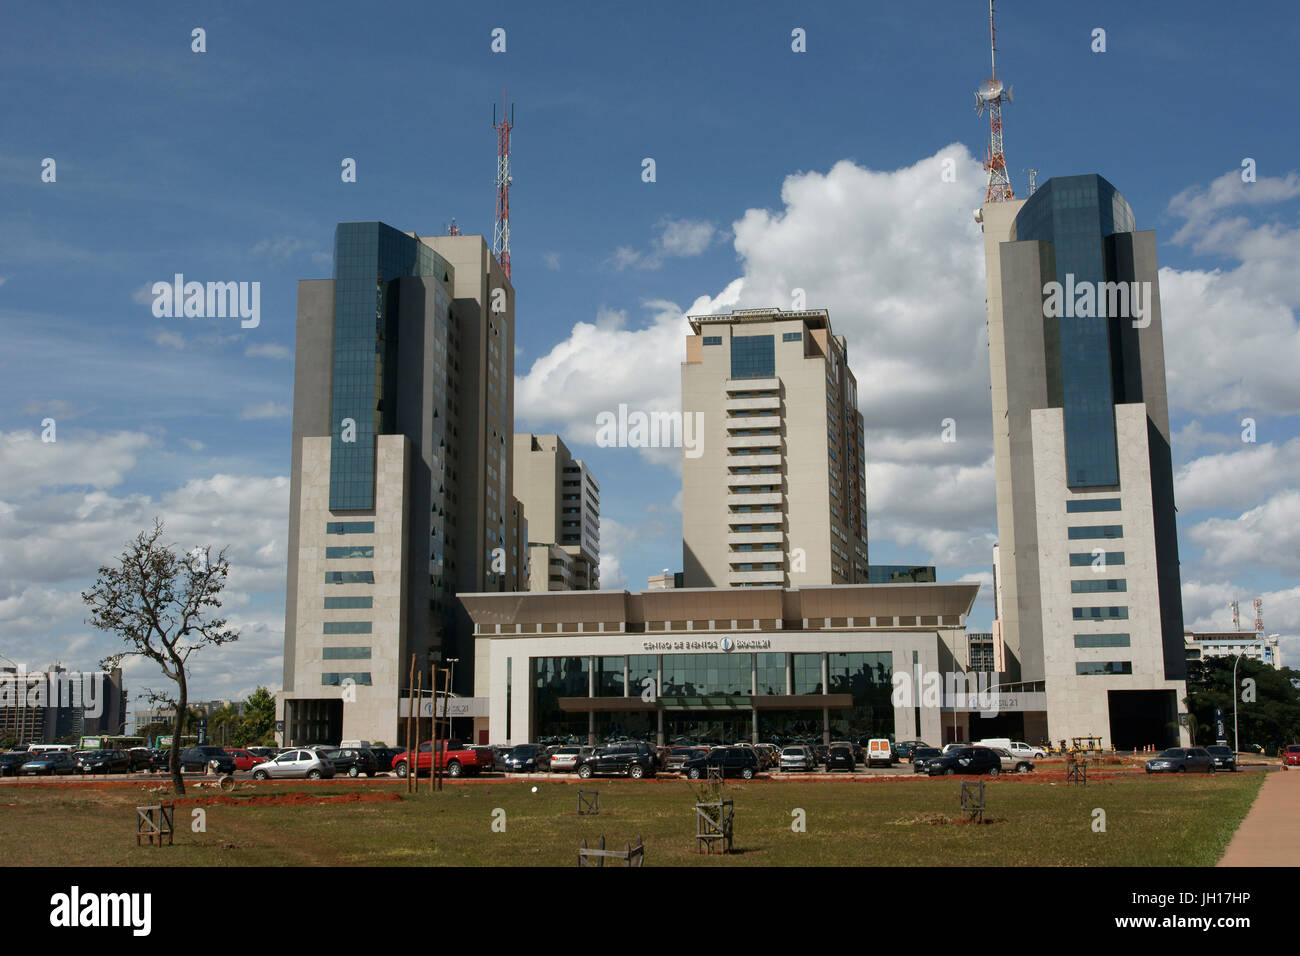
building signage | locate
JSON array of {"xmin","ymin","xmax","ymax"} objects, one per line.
[
  {"xmin": 640, "ymin": 637, "xmax": 774, "ymax": 653},
  {"xmin": 398, "ymin": 696, "xmax": 489, "ymax": 719}
]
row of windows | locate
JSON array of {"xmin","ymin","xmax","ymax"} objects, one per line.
[
  {"xmin": 1071, "ymin": 578, "xmax": 1126, "ymax": 593},
  {"xmin": 324, "ymin": 596, "xmax": 373, "ymax": 609},
  {"xmin": 322, "ymin": 647, "xmax": 372, "ymax": 660},
  {"xmin": 703, "ymin": 335, "xmax": 722, "ymax": 346},
  {"xmin": 1074, "ymin": 633, "xmax": 1130, "ymax": 648},
  {"xmin": 1068, "ymin": 525, "xmax": 1123, "ymax": 539},
  {"xmin": 1073, "ymin": 606, "xmax": 1129, "ymax": 620},
  {"xmin": 325, "ymin": 545, "xmax": 373, "ymax": 559},
  {"xmin": 325, "ymin": 571, "xmax": 374, "ymax": 584},
  {"xmin": 323, "ymin": 621, "xmax": 371, "ymax": 635},
  {"xmin": 1076, "ymin": 661, "xmax": 1132, "ymax": 675},
  {"xmin": 326, "ymin": 521, "xmax": 375, "ymax": 534},
  {"xmin": 1069, "ymin": 551, "xmax": 1125, "ymax": 566},
  {"xmin": 322, "ymin": 672, "xmax": 372, "ymax": 685},
  {"xmin": 1066, "ymin": 498, "xmax": 1121, "ymax": 513}
]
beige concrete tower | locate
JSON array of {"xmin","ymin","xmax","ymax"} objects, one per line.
[
  {"xmin": 513, "ymin": 433, "xmax": 600, "ymax": 591},
  {"xmin": 681, "ymin": 308, "xmax": 868, "ymax": 588}
]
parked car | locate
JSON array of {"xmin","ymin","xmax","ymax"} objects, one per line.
[
  {"xmin": 251, "ymin": 748, "xmax": 337, "ymax": 780},
  {"xmin": 911, "ymin": 747, "xmax": 943, "ymax": 773},
  {"xmin": 836, "ymin": 740, "xmax": 865, "ymax": 763},
  {"xmin": 501, "ymin": 743, "xmax": 550, "ymax": 774},
  {"xmin": 754, "ymin": 744, "xmax": 780, "ymax": 770},
  {"xmin": 20, "ymin": 752, "xmax": 78, "ymax": 776},
  {"xmin": 1146, "ymin": 747, "xmax": 1214, "ymax": 774},
  {"xmin": 126, "ymin": 747, "xmax": 154, "ymax": 772},
  {"xmin": 892, "ymin": 740, "xmax": 927, "ymax": 761},
  {"xmin": 575, "ymin": 742, "xmax": 658, "ymax": 779},
  {"xmin": 1205, "ymin": 745, "xmax": 1238, "ymax": 772},
  {"xmin": 813, "ymin": 744, "xmax": 829, "ymax": 766},
  {"xmin": 548, "ymin": 745, "xmax": 594, "ymax": 773},
  {"xmin": 0, "ymin": 752, "xmax": 37, "ymax": 776},
  {"xmin": 942, "ymin": 742, "xmax": 970, "ymax": 754},
  {"xmin": 148, "ymin": 748, "xmax": 174, "ymax": 773},
  {"xmin": 975, "ymin": 738, "xmax": 1046, "ymax": 759},
  {"xmin": 223, "ymin": 748, "xmax": 267, "ymax": 773},
  {"xmin": 681, "ymin": 746, "xmax": 759, "ymax": 780},
  {"xmin": 76, "ymin": 749, "xmax": 131, "ymax": 774},
  {"xmin": 325, "ymin": 747, "xmax": 379, "ymax": 777},
  {"xmin": 1285, "ymin": 745, "xmax": 1300, "ymax": 767},
  {"xmin": 926, "ymin": 746, "xmax": 1002, "ymax": 776},
  {"xmin": 179, "ymin": 746, "xmax": 238, "ymax": 775},
  {"xmin": 665, "ymin": 747, "xmax": 707, "ymax": 774},
  {"xmin": 779, "ymin": 745, "xmax": 816, "ymax": 772},
  {"xmin": 823, "ymin": 745, "xmax": 856, "ymax": 772},
  {"xmin": 393, "ymin": 741, "xmax": 493, "ymax": 778},
  {"xmin": 989, "ymin": 747, "xmax": 1034, "ymax": 774},
  {"xmin": 246, "ymin": 746, "xmax": 280, "ymax": 760},
  {"xmin": 369, "ymin": 746, "xmax": 402, "ymax": 773}
]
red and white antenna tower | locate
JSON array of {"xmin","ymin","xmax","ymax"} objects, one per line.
[
  {"xmin": 975, "ymin": 1, "xmax": 1014, "ymax": 203},
  {"xmin": 1253, "ymin": 598, "xmax": 1264, "ymax": 639},
  {"xmin": 492, "ymin": 89, "xmax": 514, "ymax": 279}
]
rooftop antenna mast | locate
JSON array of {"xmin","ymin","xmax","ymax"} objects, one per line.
[
  {"xmin": 1022, "ymin": 167, "xmax": 1038, "ymax": 195},
  {"xmin": 975, "ymin": 1, "xmax": 1014, "ymax": 203},
  {"xmin": 492, "ymin": 89, "xmax": 514, "ymax": 279}
]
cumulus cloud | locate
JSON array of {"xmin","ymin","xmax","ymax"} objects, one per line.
[
  {"xmin": 608, "ymin": 217, "xmax": 719, "ymax": 270},
  {"xmin": 239, "ymin": 401, "xmax": 290, "ymax": 420},
  {"xmin": 0, "ymin": 428, "xmax": 155, "ymax": 498},
  {"xmin": 1174, "ymin": 437, "xmax": 1300, "ymax": 513},
  {"xmin": 245, "ymin": 343, "xmax": 291, "ymax": 360},
  {"xmin": 1187, "ymin": 489, "xmax": 1300, "ymax": 575}
]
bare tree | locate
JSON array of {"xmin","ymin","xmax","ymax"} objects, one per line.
[{"xmin": 82, "ymin": 519, "xmax": 238, "ymax": 794}]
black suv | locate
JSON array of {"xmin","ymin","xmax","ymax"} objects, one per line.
[
  {"xmin": 179, "ymin": 746, "xmax": 238, "ymax": 774},
  {"xmin": 323, "ymin": 747, "xmax": 378, "ymax": 777},
  {"xmin": 925, "ymin": 746, "xmax": 1002, "ymax": 776},
  {"xmin": 824, "ymin": 744, "xmax": 856, "ymax": 772},
  {"xmin": 681, "ymin": 747, "xmax": 759, "ymax": 780},
  {"xmin": 1205, "ymin": 745, "xmax": 1238, "ymax": 772},
  {"xmin": 575, "ymin": 742, "xmax": 658, "ymax": 779}
]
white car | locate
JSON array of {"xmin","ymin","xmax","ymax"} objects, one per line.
[
  {"xmin": 988, "ymin": 746, "xmax": 1035, "ymax": 773},
  {"xmin": 251, "ymin": 748, "xmax": 337, "ymax": 780},
  {"xmin": 975, "ymin": 738, "xmax": 1046, "ymax": 760}
]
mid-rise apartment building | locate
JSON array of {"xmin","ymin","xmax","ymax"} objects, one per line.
[
  {"xmin": 681, "ymin": 308, "xmax": 869, "ymax": 588},
  {"xmin": 513, "ymin": 434, "xmax": 600, "ymax": 591}
]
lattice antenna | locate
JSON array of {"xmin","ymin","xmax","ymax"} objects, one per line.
[
  {"xmin": 492, "ymin": 89, "xmax": 514, "ymax": 278},
  {"xmin": 975, "ymin": 1, "xmax": 1014, "ymax": 203}
]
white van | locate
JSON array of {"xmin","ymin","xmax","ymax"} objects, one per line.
[{"xmin": 340, "ymin": 740, "xmax": 372, "ymax": 750}]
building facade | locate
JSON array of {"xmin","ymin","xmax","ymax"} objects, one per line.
[
  {"xmin": 681, "ymin": 308, "xmax": 869, "ymax": 589},
  {"xmin": 1186, "ymin": 631, "xmax": 1283, "ymax": 670},
  {"xmin": 280, "ymin": 223, "xmax": 525, "ymax": 747},
  {"xmin": 0, "ymin": 666, "xmax": 125, "ymax": 743},
  {"xmin": 513, "ymin": 434, "xmax": 600, "ymax": 591},
  {"xmin": 460, "ymin": 582, "xmax": 979, "ymax": 746},
  {"xmin": 980, "ymin": 174, "xmax": 1189, "ymax": 750}
]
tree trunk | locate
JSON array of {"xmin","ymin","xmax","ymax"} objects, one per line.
[{"xmin": 170, "ymin": 681, "xmax": 187, "ymax": 796}]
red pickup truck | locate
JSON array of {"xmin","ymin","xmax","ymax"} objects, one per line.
[{"xmin": 392, "ymin": 741, "xmax": 491, "ymax": 778}]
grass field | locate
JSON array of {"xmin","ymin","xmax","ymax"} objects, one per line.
[{"xmin": 1, "ymin": 771, "xmax": 1263, "ymax": 867}]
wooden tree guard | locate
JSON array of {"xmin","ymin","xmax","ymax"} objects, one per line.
[
  {"xmin": 960, "ymin": 780, "xmax": 985, "ymax": 822},
  {"xmin": 1066, "ymin": 755, "xmax": 1088, "ymax": 786},
  {"xmin": 136, "ymin": 803, "xmax": 175, "ymax": 846},
  {"xmin": 578, "ymin": 789, "xmax": 599, "ymax": 815},
  {"xmin": 578, "ymin": 834, "xmax": 644, "ymax": 867},
  {"xmin": 695, "ymin": 798, "xmax": 734, "ymax": 854}
]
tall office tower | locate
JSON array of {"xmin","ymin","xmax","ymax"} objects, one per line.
[
  {"xmin": 979, "ymin": 174, "xmax": 1187, "ymax": 749},
  {"xmin": 513, "ymin": 433, "xmax": 601, "ymax": 591},
  {"xmin": 681, "ymin": 308, "xmax": 868, "ymax": 588},
  {"xmin": 281, "ymin": 222, "xmax": 525, "ymax": 746}
]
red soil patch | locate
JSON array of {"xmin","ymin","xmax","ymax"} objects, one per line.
[{"xmin": 174, "ymin": 792, "xmax": 403, "ymax": 808}]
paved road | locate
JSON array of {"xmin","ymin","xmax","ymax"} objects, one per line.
[{"xmin": 1217, "ymin": 767, "xmax": 1298, "ymax": 866}]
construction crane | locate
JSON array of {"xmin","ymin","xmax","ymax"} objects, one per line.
[
  {"xmin": 975, "ymin": 1, "xmax": 1014, "ymax": 203},
  {"xmin": 492, "ymin": 89, "xmax": 514, "ymax": 279}
]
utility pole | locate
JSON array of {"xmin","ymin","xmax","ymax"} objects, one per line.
[{"xmin": 405, "ymin": 655, "xmax": 415, "ymax": 795}]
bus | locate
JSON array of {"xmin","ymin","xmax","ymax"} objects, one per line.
[
  {"xmin": 78, "ymin": 735, "xmax": 146, "ymax": 751},
  {"xmin": 25, "ymin": 744, "xmax": 75, "ymax": 754}
]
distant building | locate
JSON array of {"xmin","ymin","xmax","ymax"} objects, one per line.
[
  {"xmin": 0, "ymin": 665, "xmax": 125, "ymax": 743},
  {"xmin": 1185, "ymin": 631, "xmax": 1283, "ymax": 670},
  {"xmin": 647, "ymin": 571, "xmax": 684, "ymax": 590},
  {"xmin": 513, "ymin": 434, "xmax": 600, "ymax": 591},
  {"xmin": 967, "ymin": 633, "xmax": 996, "ymax": 672},
  {"xmin": 868, "ymin": 565, "xmax": 936, "ymax": 584}
]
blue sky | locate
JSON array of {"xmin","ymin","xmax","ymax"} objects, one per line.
[{"xmin": 3, "ymin": 1, "xmax": 1299, "ymax": 711}]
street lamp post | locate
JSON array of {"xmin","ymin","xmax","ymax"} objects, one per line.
[{"xmin": 1232, "ymin": 652, "xmax": 1244, "ymax": 762}]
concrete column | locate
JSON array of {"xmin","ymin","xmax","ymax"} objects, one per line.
[
  {"xmin": 785, "ymin": 653, "xmax": 793, "ymax": 695},
  {"xmin": 751, "ymin": 655, "xmax": 759, "ymax": 743},
  {"xmin": 588, "ymin": 657, "xmax": 596, "ymax": 746},
  {"xmin": 657, "ymin": 708, "xmax": 664, "ymax": 748},
  {"xmin": 823, "ymin": 707, "xmax": 830, "ymax": 746}
]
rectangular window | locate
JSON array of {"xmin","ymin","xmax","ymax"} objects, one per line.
[
  {"xmin": 1073, "ymin": 606, "xmax": 1129, "ymax": 620},
  {"xmin": 326, "ymin": 545, "xmax": 374, "ymax": 559},
  {"xmin": 1075, "ymin": 661, "xmax": 1132, "ymax": 675},
  {"xmin": 326, "ymin": 521, "xmax": 375, "ymax": 534},
  {"xmin": 730, "ymin": 334, "xmax": 776, "ymax": 380},
  {"xmin": 1073, "ymin": 633, "xmax": 1130, "ymax": 648},
  {"xmin": 782, "ymin": 331, "xmax": 802, "ymax": 342},
  {"xmin": 1066, "ymin": 498, "xmax": 1121, "ymax": 513},
  {"xmin": 1069, "ymin": 551, "xmax": 1124, "ymax": 566},
  {"xmin": 322, "ymin": 672, "xmax": 372, "ymax": 686},
  {"xmin": 323, "ymin": 621, "xmax": 372, "ymax": 634},
  {"xmin": 702, "ymin": 335, "xmax": 722, "ymax": 346},
  {"xmin": 325, "ymin": 571, "xmax": 374, "ymax": 585},
  {"xmin": 1068, "ymin": 525, "xmax": 1123, "ymax": 540},
  {"xmin": 324, "ymin": 596, "xmax": 373, "ymax": 609},
  {"xmin": 1071, "ymin": 579, "xmax": 1127, "ymax": 593},
  {"xmin": 323, "ymin": 646, "xmax": 372, "ymax": 660}
]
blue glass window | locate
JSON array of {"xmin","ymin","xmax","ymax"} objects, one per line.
[
  {"xmin": 782, "ymin": 331, "xmax": 802, "ymax": 342},
  {"xmin": 1069, "ymin": 525, "xmax": 1123, "ymax": 539},
  {"xmin": 325, "ymin": 571, "xmax": 374, "ymax": 584},
  {"xmin": 322, "ymin": 672, "xmax": 372, "ymax": 686},
  {"xmin": 1073, "ymin": 606, "xmax": 1129, "ymax": 620},
  {"xmin": 326, "ymin": 545, "xmax": 374, "ymax": 559},
  {"xmin": 1066, "ymin": 499, "xmax": 1121, "ymax": 513},
  {"xmin": 322, "ymin": 647, "xmax": 372, "ymax": 660},
  {"xmin": 702, "ymin": 336, "xmax": 722, "ymax": 346},
  {"xmin": 1073, "ymin": 634, "xmax": 1130, "ymax": 648},
  {"xmin": 323, "ymin": 621, "xmax": 372, "ymax": 634},
  {"xmin": 324, "ymin": 596, "xmax": 373, "ymax": 609},
  {"xmin": 1075, "ymin": 661, "xmax": 1132, "ymax": 675},
  {"xmin": 1069, "ymin": 551, "xmax": 1124, "ymax": 566},
  {"xmin": 326, "ymin": 521, "xmax": 375, "ymax": 534},
  {"xmin": 1071, "ymin": 578, "xmax": 1126, "ymax": 593},
  {"xmin": 731, "ymin": 335, "xmax": 776, "ymax": 379}
]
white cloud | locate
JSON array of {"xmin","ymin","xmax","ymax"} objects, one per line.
[
  {"xmin": 250, "ymin": 236, "xmax": 307, "ymax": 261},
  {"xmin": 1187, "ymin": 489, "xmax": 1300, "ymax": 575},
  {"xmin": 153, "ymin": 328, "xmax": 186, "ymax": 350},
  {"xmin": 239, "ymin": 401, "xmax": 290, "ymax": 420},
  {"xmin": 131, "ymin": 282, "xmax": 154, "ymax": 305},
  {"xmin": 1174, "ymin": 437, "xmax": 1300, "ymax": 513},
  {"xmin": 541, "ymin": 251, "xmax": 561, "ymax": 270},
  {"xmin": 609, "ymin": 217, "xmax": 719, "ymax": 270},
  {"xmin": 0, "ymin": 428, "xmax": 155, "ymax": 498},
  {"xmin": 245, "ymin": 343, "xmax": 291, "ymax": 360},
  {"xmin": 1168, "ymin": 170, "xmax": 1300, "ymax": 245}
]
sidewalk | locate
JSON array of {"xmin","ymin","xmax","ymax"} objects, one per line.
[{"xmin": 1217, "ymin": 768, "xmax": 1298, "ymax": 866}]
